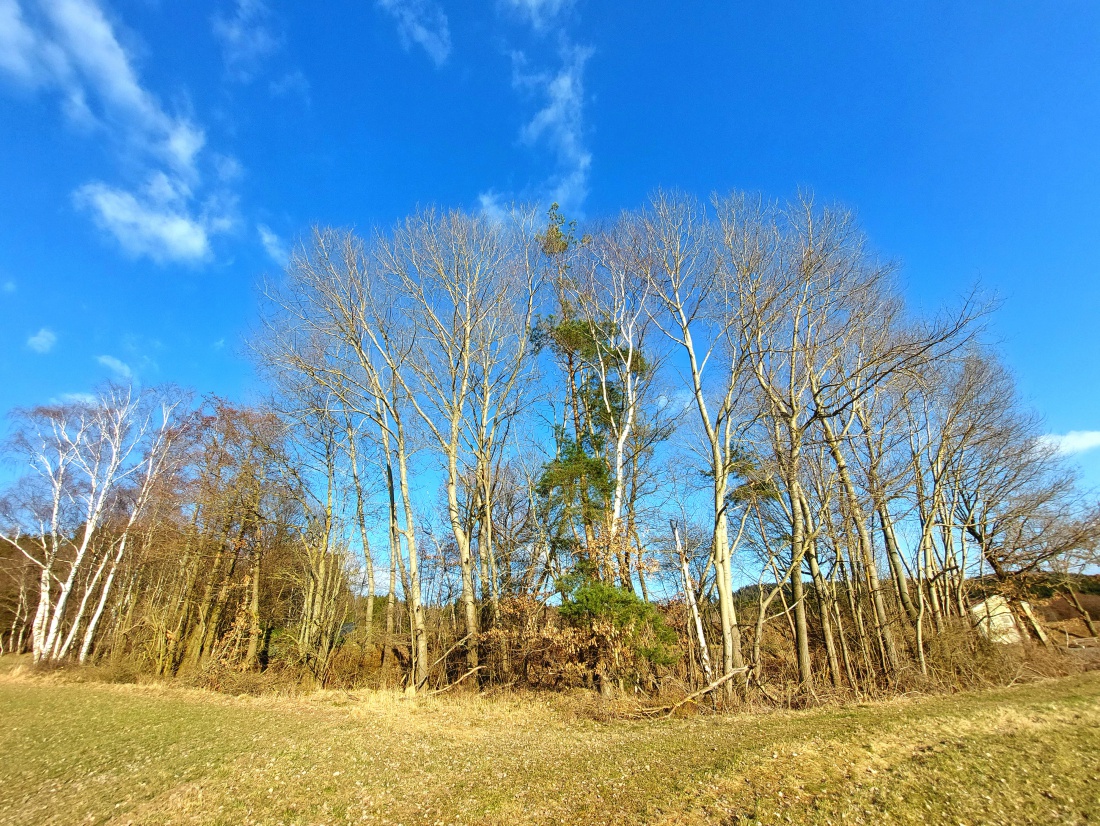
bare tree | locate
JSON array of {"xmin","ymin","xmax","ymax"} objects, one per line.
[
  {"xmin": 1, "ymin": 385, "xmax": 187, "ymax": 663},
  {"xmin": 641, "ymin": 191, "xmax": 750, "ymax": 690}
]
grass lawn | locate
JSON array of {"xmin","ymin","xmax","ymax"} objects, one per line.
[{"xmin": 0, "ymin": 669, "xmax": 1097, "ymax": 825}]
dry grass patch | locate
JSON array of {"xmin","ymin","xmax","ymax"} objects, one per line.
[{"xmin": 0, "ymin": 669, "xmax": 1097, "ymax": 825}]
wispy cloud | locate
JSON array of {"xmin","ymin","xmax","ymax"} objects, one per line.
[
  {"xmin": 59, "ymin": 391, "xmax": 96, "ymax": 405},
  {"xmin": 501, "ymin": 0, "xmax": 573, "ymax": 30},
  {"xmin": 35, "ymin": 0, "xmax": 205, "ymax": 177},
  {"xmin": 213, "ymin": 153, "xmax": 243, "ymax": 184},
  {"xmin": 0, "ymin": 0, "xmax": 236, "ymax": 264},
  {"xmin": 257, "ymin": 223, "xmax": 288, "ymax": 265},
  {"xmin": 269, "ymin": 69, "xmax": 310, "ymax": 104},
  {"xmin": 2, "ymin": 280, "xmax": 14, "ymax": 293},
  {"xmin": 0, "ymin": 0, "xmax": 72, "ymax": 92},
  {"xmin": 513, "ymin": 43, "xmax": 593, "ymax": 213},
  {"xmin": 27, "ymin": 327, "xmax": 57, "ymax": 353},
  {"xmin": 376, "ymin": 0, "xmax": 451, "ymax": 67},
  {"xmin": 1041, "ymin": 430, "xmax": 1100, "ymax": 456},
  {"xmin": 96, "ymin": 354, "xmax": 133, "ymax": 380},
  {"xmin": 477, "ymin": 191, "xmax": 510, "ymax": 224},
  {"xmin": 213, "ymin": 0, "xmax": 281, "ymax": 82}
]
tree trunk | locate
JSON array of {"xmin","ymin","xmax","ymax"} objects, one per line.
[
  {"xmin": 78, "ymin": 534, "xmax": 131, "ymax": 663},
  {"xmin": 1066, "ymin": 586, "xmax": 1099, "ymax": 638},
  {"xmin": 819, "ymin": 417, "xmax": 900, "ymax": 673},
  {"xmin": 674, "ymin": 523, "xmax": 713, "ymax": 686},
  {"xmin": 244, "ymin": 548, "xmax": 263, "ymax": 669}
]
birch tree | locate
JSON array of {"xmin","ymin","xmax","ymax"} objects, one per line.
[
  {"xmin": 1, "ymin": 385, "xmax": 186, "ymax": 663},
  {"xmin": 641, "ymin": 191, "xmax": 750, "ymax": 689}
]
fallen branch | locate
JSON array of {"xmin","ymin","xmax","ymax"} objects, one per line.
[
  {"xmin": 638, "ymin": 667, "xmax": 749, "ymax": 717},
  {"xmin": 426, "ymin": 633, "xmax": 474, "ymax": 677},
  {"xmin": 427, "ymin": 665, "xmax": 485, "ymax": 696}
]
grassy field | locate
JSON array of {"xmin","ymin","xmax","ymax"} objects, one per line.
[{"xmin": 0, "ymin": 670, "xmax": 1098, "ymax": 825}]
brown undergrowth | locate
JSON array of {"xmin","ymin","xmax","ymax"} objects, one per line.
[{"xmin": 0, "ymin": 631, "xmax": 1083, "ymax": 724}]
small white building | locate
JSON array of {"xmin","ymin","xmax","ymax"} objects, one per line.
[{"xmin": 970, "ymin": 595, "xmax": 1025, "ymax": 644}]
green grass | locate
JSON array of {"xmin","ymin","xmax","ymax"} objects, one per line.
[{"xmin": 0, "ymin": 670, "xmax": 1098, "ymax": 825}]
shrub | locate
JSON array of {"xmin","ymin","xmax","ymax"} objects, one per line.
[{"xmin": 556, "ymin": 567, "xmax": 680, "ymax": 694}]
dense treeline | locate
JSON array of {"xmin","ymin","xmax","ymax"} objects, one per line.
[{"xmin": 2, "ymin": 191, "xmax": 1097, "ymax": 702}]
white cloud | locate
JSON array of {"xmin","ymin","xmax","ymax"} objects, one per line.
[
  {"xmin": 213, "ymin": 153, "xmax": 243, "ymax": 183},
  {"xmin": 0, "ymin": 0, "xmax": 66, "ymax": 88},
  {"xmin": 213, "ymin": 0, "xmax": 281, "ymax": 82},
  {"xmin": 257, "ymin": 223, "xmax": 288, "ymax": 265},
  {"xmin": 37, "ymin": 0, "xmax": 205, "ymax": 177},
  {"xmin": 0, "ymin": 0, "xmax": 37, "ymax": 83},
  {"xmin": 513, "ymin": 43, "xmax": 593, "ymax": 213},
  {"xmin": 1040, "ymin": 430, "xmax": 1100, "ymax": 456},
  {"xmin": 376, "ymin": 0, "xmax": 451, "ymax": 67},
  {"xmin": 501, "ymin": 0, "xmax": 573, "ymax": 30},
  {"xmin": 27, "ymin": 327, "xmax": 57, "ymax": 353},
  {"xmin": 0, "ymin": 0, "xmax": 238, "ymax": 265},
  {"xmin": 75, "ymin": 179, "xmax": 214, "ymax": 263},
  {"xmin": 477, "ymin": 190, "xmax": 510, "ymax": 225},
  {"xmin": 96, "ymin": 354, "xmax": 132, "ymax": 380}
]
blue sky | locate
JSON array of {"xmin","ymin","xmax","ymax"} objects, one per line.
[{"xmin": 1, "ymin": 0, "xmax": 1098, "ymax": 484}]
